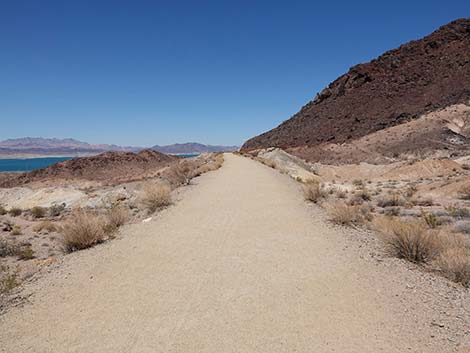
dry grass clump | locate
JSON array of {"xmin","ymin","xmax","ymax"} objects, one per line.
[
  {"xmin": 140, "ymin": 183, "xmax": 172, "ymax": 213},
  {"xmin": 104, "ymin": 206, "xmax": 129, "ymax": 234},
  {"xmin": 0, "ymin": 266, "xmax": 18, "ymax": 294},
  {"xmin": 30, "ymin": 206, "xmax": 46, "ymax": 219},
  {"xmin": 376, "ymin": 193, "xmax": 405, "ymax": 208},
  {"xmin": 303, "ymin": 180, "xmax": 327, "ymax": 203},
  {"xmin": 194, "ymin": 154, "xmax": 225, "ymax": 175},
  {"xmin": 0, "ymin": 239, "xmax": 18, "ymax": 257},
  {"xmin": 8, "ymin": 207, "xmax": 22, "ymax": 217},
  {"xmin": 17, "ymin": 246, "xmax": 35, "ymax": 260},
  {"xmin": 61, "ymin": 210, "xmax": 107, "ymax": 253},
  {"xmin": 375, "ymin": 218, "xmax": 440, "ymax": 263},
  {"xmin": 420, "ymin": 210, "xmax": 439, "ymax": 229},
  {"xmin": 33, "ymin": 220, "xmax": 57, "ymax": 233},
  {"xmin": 436, "ymin": 247, "xmax": 470, "ymax": 287},
  {"xmin": 169, "ymin": 162, "xmax": 194, "ymax": 186},
  {"xmin": 325, "ymin": 202, "xmax": 364, "ymax": 226},
  {"xmin": 11, "ymin": 225, "xmax": 21, "ymax": 235}
]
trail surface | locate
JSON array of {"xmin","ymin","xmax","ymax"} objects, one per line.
[{"xmin": 0, "ymin": 154, "xmax": 467, "ymax": 352}]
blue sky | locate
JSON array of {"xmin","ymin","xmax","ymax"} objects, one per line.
[{"xmin": 1, "ymin": 1, "xmax": 468, "ymax": 147}]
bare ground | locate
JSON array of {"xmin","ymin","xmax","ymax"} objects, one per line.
[{"xmin": 0, "ymin": 154, "xmax": 468, "ymax": 352}]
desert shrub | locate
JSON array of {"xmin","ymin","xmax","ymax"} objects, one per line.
[
  {"xmin": 0, "ymin": 206, "xmax": 6, "ymax": 215},
  {"xmin": 104, "ymin": 206, "xmax": 129, "ymax": 234},
  {"xmin": 0, "ymin": 239, "xmax": 18, "ymax": 257},
  {"xmin": 33, "ymin": 220, "xmax": 57, "ymax": 233},
  {"xmin": 414, "ymin": 197, "xmax": 434, "ymax": 207},
  {"xmin": 445, "ymin": 206, "xmax": 470, "ymax": 219},
  {"xmin": 355, "ymin": 188, "xmax": 371, "ymax": 201},
  {"xmin": 404, "ymin": 185, "xmax": 418, "ymax": 198},
  {"xmin": 0, "ymin": 269, "xmax": 18, "ymax": 293},
  {"xmin": 352, "ymin": 179, "xmax": 364, "ymax": 187},
  {"xmin": 168, "ymin": 163, "xmax": 194, "ymax": 186},
  {"xmin": 17, "ymin": 246, "xmax": 35, "ymax": 260},
  {"xmin": 383, "ymin": 207, "xmax": 401, "ymax": 217},
  {"xmin": 141, "ymin": 183, "xmax": 172, "ymax": 213},
  {"xmin": 11, "ymin": 225, "xmax": 21, "ymax": 235},
  {"xmin": 49, "ymin": 203, "xmax": 66, "ymax": 217},
  {"xmin": 325, "ymin": 202, "xmax": 363, "ymax": 226},
  {"xmin": 453, "ymin": 221, "xmax": 470, "ymax": 234},
  {"xmin": 376, "ymin": 194, "xmax": 405, "ymax": 208},
  {"xmin": 458, "ymin": 184, "xmax": 470, "ymax": 200},
  {"xmin": 8, "ymin": 207, "xmax": 22, "ymax": 217},
  {"xmin": 420, "ymin": 210, "xmax": 439, "ymax": 229},
  {"xmin": 375, "ymin": 218, "xmax": 439, "ymax": 263},
  {"xmin": 30, "ymin": 206, "xmax": 46, "ymax": 219},
  {"xmin": 336, "ymin": 189, "xmax": 347, "ymax": 199},
  {"xmin": 303, "ymin": 181, "xmax": 326, "ymax": 203},
  {"xmin": 61, "ymin": 210, "xmax": 107, "ymax": 252},
  {"xmin": 436, "ymin": 248, "xmax": 470, "ymax": 287}
]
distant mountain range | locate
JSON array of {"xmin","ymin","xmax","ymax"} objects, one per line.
[
  {"xmin": 152, "ymin": 143, "xmax": 238, "ymax": 154},
  {"xmin": 0, "ymin": 137, "xmax": 238, "ymax": 157}
]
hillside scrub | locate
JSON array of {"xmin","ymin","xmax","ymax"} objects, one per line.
[
  {"xmin": 303, "ymin": 180, "xmax": 327, "ymax": 203},
  {"xmin": 325, "ymin": 202, "xmax": 364, "ymax": 226},
  {"xmin": 61, "ymin": 210, "xmax": 108, "ymax": 253},
  {"xmin": 140, "ymin": 183, "xmax": 172, "ymax": 213},
  {"xmin": 375, "ymin": 218, "xmax": 440, "ymax": 263}
]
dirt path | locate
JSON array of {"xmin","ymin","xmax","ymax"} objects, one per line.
[{"xmin": 0, "ymin": 154, "xmax": 468, "ymax": 352}]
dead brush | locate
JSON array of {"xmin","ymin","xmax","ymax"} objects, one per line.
[
  {"xmin": 33, "ymin": 220, "xmax": 57, "ymax": 233},
  {"xmin": 104, "ymin": 206, "xmax": 129, "ymax": 234},
  {"xmin": 61, "ymin": 210, "xmax": 108, "ymax": 252},
  {"xmin": 303, "ymin": 180, "xmax": 327, "ymax": 203},
  {"xmin": 168, "ymin": 162, "xmax": 195, "ymax": 186},
  {"xmin": 374, "ymin": 217, "xmax": 440, "ymax": 263},
  {"xmin": 325, "ymin": 202, "xmax": 364, "ymax": 226},
  {"xmin": 436, "ymin": 245, "xmax": 470, "ymax": 287},
  {"xmin": 140, "ymin": 182, "xmax": 172, "ymax": 213}
]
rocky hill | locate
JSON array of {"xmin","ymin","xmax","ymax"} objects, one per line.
[
  {"xmin": 242, "ymin": 19, "xmax": 470, "ymax": 162},
  {"xmin": 0, "ymin": 149, "xmax": 178, "ymax": 187}
]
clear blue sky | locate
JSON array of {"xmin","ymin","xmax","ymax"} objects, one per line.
[{"xmin": 1, "ymin": 1, "xmax": 468, "ymax": 147}]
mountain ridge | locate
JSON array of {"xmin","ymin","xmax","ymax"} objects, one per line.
[{"xmin": 0, "ymin": 138, "xmax": 238, "ymax": 157}]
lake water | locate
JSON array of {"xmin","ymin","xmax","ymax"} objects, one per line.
[
  {"xmin": 0, "ymin": 153, "xmax": 200, "ymax": 172},
  {"xmin": 0, "ymin": 157, "xmax": 73, "ymax": 172}
]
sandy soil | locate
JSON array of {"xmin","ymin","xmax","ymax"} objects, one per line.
[{"xmin": 0, "ymin": 154, "xmax": 468, "ymax": 352}]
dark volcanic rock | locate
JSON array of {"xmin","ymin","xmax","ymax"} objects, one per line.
[{"xmin": 242, "ymin": 19, "xmax": 470, "ymax": 151}]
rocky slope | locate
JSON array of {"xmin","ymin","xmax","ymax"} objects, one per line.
[
  {"xmin": 0, "ymin": 150, "xmax": 178, "ymax": 187},
  {"xmin": 242, "ymin": 19, "xmax": 470, "ymax": 162}
]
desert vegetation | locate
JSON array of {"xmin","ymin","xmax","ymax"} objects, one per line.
[
  {"xmin": 248, "ymin": 148, "xmax": 470, "ymax": 287},
  {"xmin": 0, "ymin": 152, "xmax": 224, "ymax": 302},
  {"xmin": 140, "ymin": 183, "xmax": 172, "ymax": 213}
]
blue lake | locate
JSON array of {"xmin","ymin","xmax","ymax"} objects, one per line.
[
  {"xmin": 0, "ymin": 157, "xmax": 73, "ymax": 172},
  {"xmin": 0, "ymin": 153, "xmax": 199, "ymax": 172}
]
